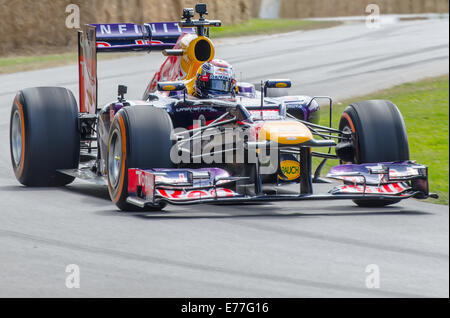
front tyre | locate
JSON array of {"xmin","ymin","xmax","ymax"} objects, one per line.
[
  {"xmin": 338, "ymin": 100, "xmax": 409, "ymax": 207},
  {"xmin": 107, "ymin": 106, "xmax": 174, "ymax": 212}
]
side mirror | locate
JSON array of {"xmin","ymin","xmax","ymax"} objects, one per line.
[
  {"xmin": 264, "ymin": 79, "xmax": 292, "ymax": 89},
  {"xmin": 157, "ymin": 81, "xmax": 186, "ymax": 92}
]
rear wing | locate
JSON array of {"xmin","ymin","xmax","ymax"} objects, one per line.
[
  {"xmin": 92, "ymin": 22, "xmax": 196, "ymax": 52},
  {"xmin": 78, "ymin": 23, "xmax": 196, "ymax": 113}
]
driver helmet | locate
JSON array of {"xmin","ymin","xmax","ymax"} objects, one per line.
[{"xmin": 194, "ymin": 59, "xmax": 236, "ymax": 98}]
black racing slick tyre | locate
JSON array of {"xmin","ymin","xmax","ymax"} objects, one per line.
[
  {"xmin": 107, "ymin": 106, "xmax": 174, "ymax": 212},
  {"xmin": 10, "ymin": 87, "xmax": 80, "ymax": 187},
  {"xmin": 338, "ymin": 100, "xmax": 410, "ymax": 207}
]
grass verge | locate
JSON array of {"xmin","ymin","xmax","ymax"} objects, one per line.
[
  {"xmin": 0, "ymin": 53, "xmax": 78, "ymax": 74},
  {"xmin": 313, "ymin": 75, "xmax": 449, "ymax": 205},
  {"xmin": 210, "ymin": 19, "xmax": 341, "ymax": 38},
  {"xmin": 0, "ymin": 52, "xmax": 136, "ymax": 75}
]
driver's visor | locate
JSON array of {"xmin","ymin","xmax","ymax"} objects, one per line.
[{"xmin": 203, "ymin": 79, "xmax": 232, "ymax": 92}]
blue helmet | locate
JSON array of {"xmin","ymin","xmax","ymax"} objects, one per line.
[{"xmin": 195, "ymin": 59, "xmax": 236, "ymax": 98}]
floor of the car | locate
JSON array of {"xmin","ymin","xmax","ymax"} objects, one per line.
[{"xmin": 58, "ymin": 159, "xmax": 107, "ymax": 186}]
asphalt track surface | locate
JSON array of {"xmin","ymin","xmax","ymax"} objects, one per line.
[{"xmin": 0, "ymin": 19, "xmax": 448, "ymax": 297}]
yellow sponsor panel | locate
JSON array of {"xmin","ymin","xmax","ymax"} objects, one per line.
[
  {"xmin": 259, "ymin": 121, "xmax": 313, "ymax": 145},
  {"xmin": 275, "ymin": 82, "xmax": 288, "ymax": 88},
  {"xmin": 162, "ymin": 85, "xmax": 176, "ymax": 91},
  {"xmin": 279, "ymin": 160, "xmax": 300, "ymax": 180}
]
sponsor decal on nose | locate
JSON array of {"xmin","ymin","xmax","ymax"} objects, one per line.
[{"xmin": 279, "ymin": 160, "xmax": 300, "ymax": 180}]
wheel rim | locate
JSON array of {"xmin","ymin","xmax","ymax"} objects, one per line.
[
  {"xmin": 11, "ymin": 110, "xmax": 23, "ymax": 167},
  {"xmin": 108, "ymin": 130, "xmax": 122, "ymax": 188}
]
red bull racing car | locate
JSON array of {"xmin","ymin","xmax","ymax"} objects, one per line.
[{"xmin": 9, "ymin": 4, "xmax": 437, "ymax": 211}]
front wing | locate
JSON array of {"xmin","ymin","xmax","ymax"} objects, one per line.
[{"xmin": 125, "ymin": 162, "xmax": 434, "ymax": 208}]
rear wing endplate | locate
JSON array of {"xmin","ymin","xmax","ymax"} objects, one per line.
[
  {"xmin": 78, "ymin": 25, "xmax": 97, "ymax": 114},
  {"xmin": 78, "ymin": 22, "xmax": 195, "ymax": 113}
]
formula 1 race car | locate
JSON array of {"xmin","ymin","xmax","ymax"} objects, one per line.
[{"xmin": 9, "ymin": 3, "xmax": 437, "ymax": 211}]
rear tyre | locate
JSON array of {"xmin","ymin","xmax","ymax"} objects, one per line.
[
  {"xmin": 338, "ymin": 100, "xmax": 409, "ymax": 207},
  {"xmin": 10, "ymin": 87, "xmax": 80, "ymax": 186},
  {"xmin": 107, "ymin": 106, "xmax": 174, "ymax": 212}
]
